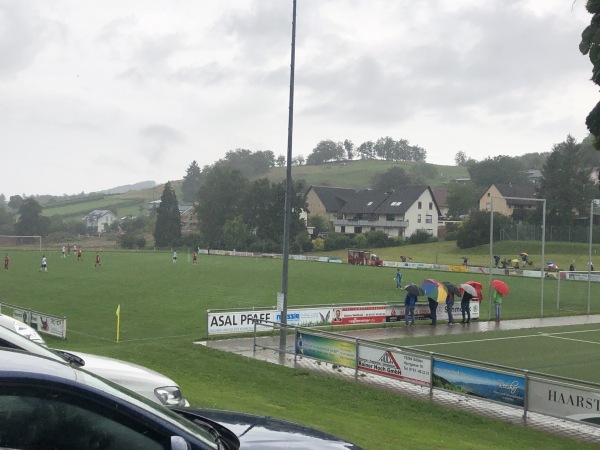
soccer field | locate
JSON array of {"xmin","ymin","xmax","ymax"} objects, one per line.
[
  {"xmin": 1, "ymin": 249, "xmax": 599, "ymax": 449},
  {"xmin": 384, "ymin": 324, "xmax": 600, "ymax": 383}
]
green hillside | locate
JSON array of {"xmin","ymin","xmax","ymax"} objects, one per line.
[
  {"xmin": 38, "ymin": 162, "xmax": 466, "ymax": 220},
  {"xmin": 267, "ymin": 160, "xmax": 467, "ymax": 188}
]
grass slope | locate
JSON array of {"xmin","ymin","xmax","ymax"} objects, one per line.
[{"xmin": 0, "ymin": 249, "xmax": 596, "ymax": 449}]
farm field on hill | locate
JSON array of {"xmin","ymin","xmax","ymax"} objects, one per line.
[{"xmin": 0, "ymin": 250, "xmax": 597, "ymax": 449}]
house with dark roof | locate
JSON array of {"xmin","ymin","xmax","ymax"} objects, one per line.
[
  {"xmin": 431, "ymin": 187, "xmax": 449, "ymax": 218},
  {"xmin": 305, "ymin": 186, "xmax": 357, "ymax": 223},
  {"xmin": 332, "ymin": 186, "xmax": 441, "ymax": 239},
  {"xmin": 479, "ymin": 184, "xmax": 538, "ymax": 217},
  {"xmin": 84, "ymin": 210, "xmax": 118, "ymax": 233}
]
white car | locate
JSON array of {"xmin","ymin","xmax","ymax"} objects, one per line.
[{"xmin": 0, "ymin": 313, "xmax": 188, "ymax": 407}]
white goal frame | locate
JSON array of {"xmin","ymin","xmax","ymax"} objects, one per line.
[{"xmin": 0, "ymin": 235, "xmax": 42, "ymax": 251}]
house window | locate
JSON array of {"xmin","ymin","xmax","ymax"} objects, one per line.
[
  {"xmin": 418, "ymin": 201, "xmax": 422, "ymax": 209},
  {"xmin": 486, "ymin": 202, "xmax": 491, "ymax": 210},
  {"xmin": 426, "ymin": 229, "xmax": 433, "ymax": 235},
  {"xmin": 487, "ymin": 192, "xmax": 491, "ymax": 197},
  {"xmin": 426, "ymin": 215, "xmax": 432, "ymax": 224},
  {"xmin": 340, "ymin": 226, "xmax": 345, "ymax": 233},
  {"xmin": 429, "ymin": 202, "xmax": 432, "ymax": 210},
  {"xmin": 386, "ymin": 214, "xmax": 395, "ymax": 221},
  {"xmin": 355, "ymin": 227, "xmax": 362, "ymax": 234},
  {"xmin": 417, "ymin": 214, "xmax": 422, "ymax": 223}
]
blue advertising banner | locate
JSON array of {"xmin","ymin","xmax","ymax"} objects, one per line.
[{"xmin": 432, "ymin": 360, "xmax": 525, "ymax": 407}]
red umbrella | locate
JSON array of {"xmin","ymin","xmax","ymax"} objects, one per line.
[
  {"xmin": 492, "ymin": 279, "xmax": 510, "ymax": 296},
  {"xmin": 464, "ymin": 281, "xmax": 483, "ymax": 302}
]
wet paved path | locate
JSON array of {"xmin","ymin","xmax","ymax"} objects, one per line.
[{"xmin": 199, "ymin": 315, "xmax": 600, "ymax": 445}]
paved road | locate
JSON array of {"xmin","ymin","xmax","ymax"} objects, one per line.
[{"xmin": 199, "ymin": 315, "xmax": 600, "ymax": 445}]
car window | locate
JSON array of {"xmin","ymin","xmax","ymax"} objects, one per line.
[{"xmin": 0, "ymin": 384, "xmax": 167, "ymax": 450}]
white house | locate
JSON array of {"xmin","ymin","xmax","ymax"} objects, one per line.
[
  {"xmin": 332, "ymin": 186, "xmax": 441, "ymax": 239},
  {"xmin": 84, "ymin": 210, "xmax": 118, "ymax": 233}
]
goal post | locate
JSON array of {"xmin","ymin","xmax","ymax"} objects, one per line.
[
  {"xmin": 0, "ymin": 235, "xmax": 42, "ymax": 251},
  {"xmin": 556, "ymin": 270, "xmax": 600, "ymax": 314}
]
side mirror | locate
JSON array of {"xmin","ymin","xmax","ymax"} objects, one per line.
[{"xmin": 171, "ymin": 436, "xmax": 191, "ymax": 450}]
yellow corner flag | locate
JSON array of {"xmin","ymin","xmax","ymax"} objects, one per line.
[{"xmin": 116, "ymin": 304, "xmax": 121, "ymax": 343}]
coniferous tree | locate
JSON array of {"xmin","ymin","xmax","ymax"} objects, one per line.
[
  {"xmin": 153, "ymin": 182, "xmax": 182, "ymax": 247},
  {"xmin": 181, "ymin": 161, "xmax": 203, "ymax": 203}
]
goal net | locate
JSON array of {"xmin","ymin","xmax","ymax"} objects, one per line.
[
  {"xmin": 0, "ymin": 235, "xmax": 42, "ymax": 251},
  {"xmin": 556, "ymin": 271, "xmax": 600, "ymax": 314}
]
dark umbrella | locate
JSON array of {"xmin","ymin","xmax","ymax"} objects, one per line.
[
  {"xmin": 442, "ymin": 281, "xmax": 461, "ymax": 296},
  {"xmin": 404, "ymin": 283, "xmax": 425, "ymax": 296}
]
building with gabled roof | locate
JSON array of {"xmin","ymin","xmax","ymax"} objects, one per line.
[
  {"xmin": 305, "ymin": 186, "xmax": 357, "ymax": 222},
  {"xmin": 479, "ymin": 183, "xmax": 538, "ymax": 217},
  {"xmin": 332, "ymin": 185, "xmax": 441, "ymax": 239},
  {"xmin": 84, "ymin": 210, "xmax": 118, "ymax": 233}
]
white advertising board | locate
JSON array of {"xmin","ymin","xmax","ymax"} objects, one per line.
[
  {"xmin": 528, "ymin": 379, "xmax": 600, "ymax": 425},
  {"xmin": 358, "ymin": 345, "xmax": 431, "ymax": 385}
]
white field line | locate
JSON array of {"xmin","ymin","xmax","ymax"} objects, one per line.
[{"xmin": 407, "ymin": 328, "xmax": 600, "ymax": 348}]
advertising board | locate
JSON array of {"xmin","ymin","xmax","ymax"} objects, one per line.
[
  {"xmin": 295, "ymin": 332, "xmax": 357, "ymax": 368},
  {"xmin": 358, "ymin": 345, "xmax": 431, "ymax": 385}
]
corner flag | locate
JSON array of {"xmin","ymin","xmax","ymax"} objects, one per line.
[{"xmin": 116, "ymin": 304, "xmax": 121, "ymax": 343}]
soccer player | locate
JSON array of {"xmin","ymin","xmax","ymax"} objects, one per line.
[
  {"xmin": 4, "ymin": 254, "xmax": 9, "ymax": 271},
  {"xmin": 95, "ymin": 252, "xmax": 102, "ymax": 268}
]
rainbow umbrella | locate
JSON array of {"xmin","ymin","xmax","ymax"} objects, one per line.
[{"xmin": 422, "ymin": 279, "xmax": 447, "ymax": 303}]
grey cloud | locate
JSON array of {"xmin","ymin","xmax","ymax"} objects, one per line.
[
  {"xmin": 0, "ymin": 2, "xmax": 65, "ymax": 77},
  {"xmin": 139, "ymin": 125, "xmax": 185, "ymax": 163}
]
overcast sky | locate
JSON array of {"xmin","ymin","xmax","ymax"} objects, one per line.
[{"xmin": 0, "ymin": 0, "xmax": 596, "ymax": 198}]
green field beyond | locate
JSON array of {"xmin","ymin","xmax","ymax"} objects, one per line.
[{"xmin": 0, "ymin": 249, "xmax": 597, "ymax": 449}]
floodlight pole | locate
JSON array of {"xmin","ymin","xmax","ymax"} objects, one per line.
[
  {"xmin": 489, "ymin": 196, "xmax": 546, "ymax": 319},
  {"xmin": 279, "ymin": 0, "xmax": 297, "ymax": 358},
  {"xmin": 588, "ymin": 200, "xmax": 595, "ymax": 314}
]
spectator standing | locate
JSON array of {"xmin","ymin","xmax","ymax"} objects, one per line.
[
  {"xmin": 395, "ymin": 269, "xmax": 402, "ymax": 289},
  {"xmin": 446, "ymin": 291, "xmax": 456, "ymax": 325},
  {"xmin": 569, "ymin": 263, "xmax": 575, "ymax": 271},
  {"xmin": 428, "ymin": 297, "xmax": 438, "ymax": 325},
  {"xmin": 494, "ymin": 255, "xmax": 500, "ymax": 268},
  {"xmin": 460, "ymin": 290, "xmax": 473, "ymax": 323},
  {"xmin": 404, "ymin": 292, "xmax": 417, "ymax": 326},
  {"xmin": 493, "ymin": 290, "xmax": 503, "ymax": 322}
]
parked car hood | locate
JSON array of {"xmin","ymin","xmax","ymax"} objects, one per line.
[
  {"xmin": 58, "ymin": 350, "xmax": 188, "ymax": 406},
  {"xmin": 175, "ymin": 408, "xmax": 364, "ymax": 450}
]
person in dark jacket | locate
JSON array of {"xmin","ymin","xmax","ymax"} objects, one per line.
[
  {"xmin": 446, "ymin": 291, "xmax": 456, "ymax": 325},
  {"xmin": 404, "ymin": 292, "xmax": 418, "ymax": 326},
  {"xmin": 461, "ymin": 290, "xmax": 473, "ymax": 323},
  {"xmin": 428, "ymin": 297, "xmax": 438, "ymax": 325}
]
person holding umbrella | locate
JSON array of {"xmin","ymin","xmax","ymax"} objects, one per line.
[
  {"xmin": 403, "ymin": 284, "xmax": 423, "ymax": 326},
  {"xmin": 491, "ymin": 280, "xmax": 510, "ymax": 322},
  {"xmin": 460, "ymin": 285, "xmax": 475, "ymax": 323},
  {"xmin": 442, "ymin": 282, "xmax": 460, "ymax": 325}
]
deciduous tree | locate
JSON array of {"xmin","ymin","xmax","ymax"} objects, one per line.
[
  {"xmin": 15, "ymin": 197, "xmax": 50, "ymax": 236},
  {"xmin": 537, "ymin": 135, "xmax": 596, "ymax": 225},
  {"xmin": 580, "ymin": 0, "xmax": 600, "ymax": 148}
]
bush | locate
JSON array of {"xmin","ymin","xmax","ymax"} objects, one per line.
[
  {"xmin": 312, "ymin": 237, "xmax": 325, "ymax": 251},
  {"xmin": 364, "ymin": 230, "xmax": 397, "ymax": 248},
  {"xmin": 409, "ymin": 230, "xmax": 436, "ymax": 244},
  {"xmin": 248, "ymin": 239, "xmax": 280, "ymax": 253},
  {"xmin": 119, "ymin": 234, "xmax": 146, "ymax": 249},
  {"xmin": 323, "ymin": 232, "xmax": 353, "ymax": 251}
]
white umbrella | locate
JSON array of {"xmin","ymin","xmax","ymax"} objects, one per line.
[{"xmin": 460, "ymin": 283, "xmax": 478, "ymax": 296}]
